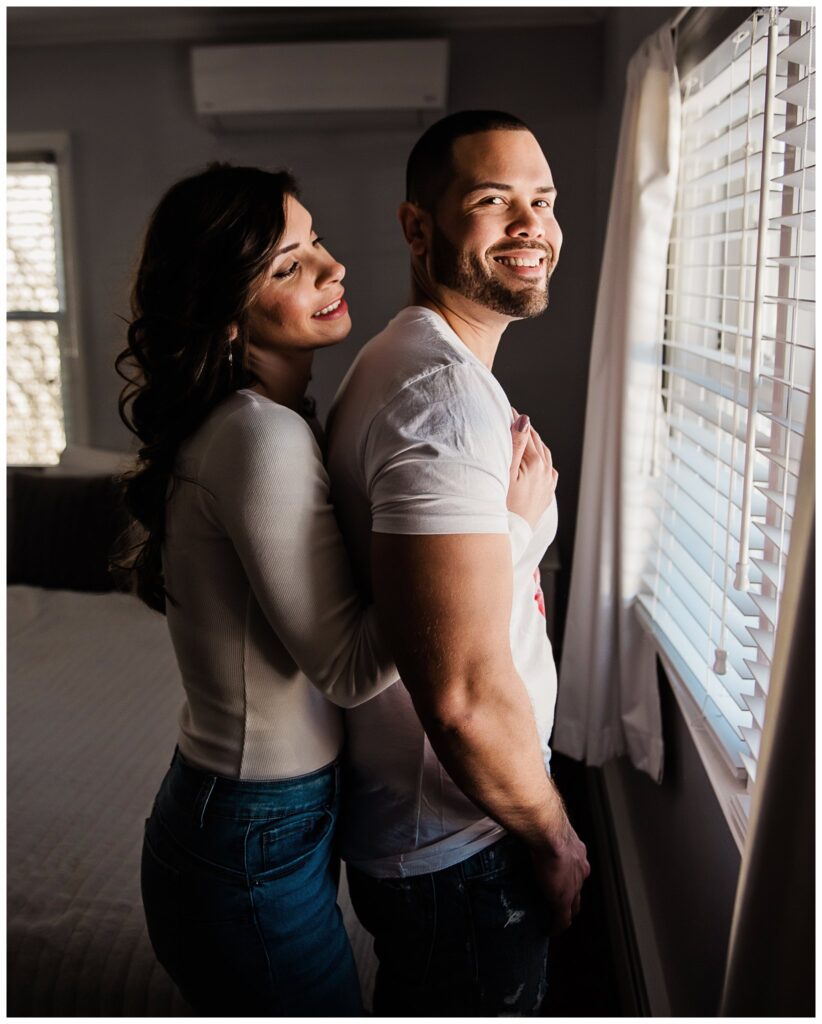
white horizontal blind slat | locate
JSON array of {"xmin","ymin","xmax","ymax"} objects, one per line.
[
  {"xmin": 653, "ymin": 501, "xmax": 763, "ymax": 587},
  {"xmin": 777, "ymin": 70, "xmax": 815, "ymax": 108},
  {"xmin": 668, "ymin": 436, "xmax": 768, "ymax": 515},
  {"xmin": 778, "ymin": 28, "xmax": 814, "ymax": 67},
  {"xmin": 642, "ymin": 569, "xmax": 757, "ymax": 679},
  {"xmin": 663, "ymin": 364, "xmax": 752, "ymax": 407},
  {"xmin": 755, "ymin": 483, "xmax": 796, "ymax": 514},
  {"xmin": 661, "ymin": 388, "xmax": 770, "ymax": 452},
  {"xmin": 664, "ymin": 413, "xmax": 766, "ymax": 477},
  {"xmin": 750, "ymin": 554, "xmax": 780, "ymax": 589},
  {"xmin": 655, "ymin": 515, "xmax": 760, "ymax": 616},
  {"xmin": 775, "ymin": 117, "xmax": 816, "ymax": 149},
  {"xmin": 743, "ymin": 662, "xmax": 771, "ymax": 707},
  {"xmin": 748, "ymin": 626, "xmax": 775, "ymax": 662},
  {"xmin": 773, "ymin": 163, "xmax": 815, "ymax": 188},
  {"xmin": 756, "ymin": 446, "xmax": 802, "ymax": 477},
  {"xmin": 657, "ymin": 473, "xmax": 766, "ymax": 553},
  {"xmin": 684, "ymin": 151, "xmax": 787, "ymax": 191}
]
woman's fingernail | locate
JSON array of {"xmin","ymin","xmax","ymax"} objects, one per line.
[{"xmin": 513, "ymin": 414, "xmax": 530, "ymax": 432}]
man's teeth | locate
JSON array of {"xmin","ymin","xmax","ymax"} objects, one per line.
[
  {"xmin": 495, "ymin": 255, "xmax": 544, "ymax": 268},
  {"xmin": 313, "ymin": 299, "xmax": 341, "ymax": 317}
]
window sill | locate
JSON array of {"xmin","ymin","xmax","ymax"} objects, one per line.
[{"xmin": 634, "ymin": 602, "xmax": 748, "ymax": 855}]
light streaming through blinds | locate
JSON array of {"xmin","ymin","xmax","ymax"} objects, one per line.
[
  {"xmin": 638, "ymin": 7, "xmax": 815, "ymax": 790},
  {"xmin": 7, "ymin": 160, "xmax": 67, "ymax": 465}
]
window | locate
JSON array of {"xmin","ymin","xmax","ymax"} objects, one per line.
[
  {"xmin": 7, "ymin": 136, "xmax": 84, "ymax": 465},
  {"xmin": 638, "ymin": 7, "xmax": 815, "ymax": 816}
]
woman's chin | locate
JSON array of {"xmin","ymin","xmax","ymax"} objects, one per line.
[{"xmin": 313, "ymin": 313, "xmax": 352, "ymax": 348}]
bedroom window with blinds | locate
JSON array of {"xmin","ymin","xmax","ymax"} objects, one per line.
[
  {"xmin": 638, "ymin": 7, "xmax": 815, "ymax": 812},
  {"xmin": 7, "ymin": 154, "xmax": 71, "ymax": 465}
]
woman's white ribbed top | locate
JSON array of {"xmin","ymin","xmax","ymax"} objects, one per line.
[{"xmin": 162, "ymin": 389, "xmax": 396, "ymax": 780}]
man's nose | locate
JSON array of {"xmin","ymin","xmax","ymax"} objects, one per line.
[{"xmin": 506, "ymin": 204, "xmax": 545, "ymax": 239}]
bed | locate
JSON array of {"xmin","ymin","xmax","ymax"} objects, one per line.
[{"xmin": 6, "ymin": 450, "xmax": 375, "ymax": 1015}]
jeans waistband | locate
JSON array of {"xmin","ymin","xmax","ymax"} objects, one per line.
[
  {"xmin": 160, "ymin": 748, "xmax": 340, "ymax": 823},
  {"xmin": 458, "ymin": 833, "xmax": 527, "ymax": 881}
]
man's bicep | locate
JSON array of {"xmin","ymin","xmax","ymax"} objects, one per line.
[{"xmin": 370, "ymin": 532, "xmax": 515, "ymax": 716}]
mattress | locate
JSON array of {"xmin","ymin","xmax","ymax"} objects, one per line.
[{"xmin": 7, "ymin": 585, "xmax": 375, "ymax": 1015}]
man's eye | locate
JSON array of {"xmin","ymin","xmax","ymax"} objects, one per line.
[
  {"xmin": 274, "ymin": 261, "xmax": 299, "ymax": 279},
  {"xmin": 312, "ymin": 236, "xmax": 325, "ymax": 247},
  {"xmin": 534, "ymin": 199, "xmax": 551, "ymax": 209},
  {"xmin": 482, "ymin": 196, "xmax": 505, "ymax": 205}
]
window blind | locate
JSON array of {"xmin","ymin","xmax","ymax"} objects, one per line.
[
  {"xmin": 7, "ymin": 158, "xmax": 68, "ymax": 465},
  {"xmin": 638, "ymin": 7, "xmax": 815, "ymax": 788}
]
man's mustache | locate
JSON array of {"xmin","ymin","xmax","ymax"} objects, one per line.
[{"xmin": 488, "ymin": 244, "xmax": 552, "ymax": 257}]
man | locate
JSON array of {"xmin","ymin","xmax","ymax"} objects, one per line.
[{"xmin": 327, "ymin": 110, "xmax": 589, "ymax": 1016}]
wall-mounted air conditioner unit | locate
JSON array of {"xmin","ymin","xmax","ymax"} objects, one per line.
[{"xmin": 191, "ymin": 39, "xmax": 449, "ymax": 130}]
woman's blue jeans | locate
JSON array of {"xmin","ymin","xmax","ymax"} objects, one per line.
[{"xmin": 141, "ymin": 750, "xmax": 362, "ymax": 1016}]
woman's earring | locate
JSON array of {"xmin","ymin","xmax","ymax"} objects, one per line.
[{"xmin": 227, "ymin": 324, "xmax": 238, "ymax": 374}]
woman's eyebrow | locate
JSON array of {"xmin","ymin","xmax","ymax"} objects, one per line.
[
  {"xmin": 271, "ymin": 223, "xmax": 315, "ymax": 258},
  {"xmin": 271, "ymin": 241, "xmax": 299, "ymax": 257}
]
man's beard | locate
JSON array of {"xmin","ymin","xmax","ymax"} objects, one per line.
[{"xmin": 430, "ymin": 222, "xmax": 550, "ymax": 318}]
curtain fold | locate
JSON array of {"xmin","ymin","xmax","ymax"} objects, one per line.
[
  {"xmin": 553, "ymin": 25, "xmax": 680, "ymax": 782},
  {"xmin": 719, "ymin": 388, "xmax": 815, "ymax": 1016}
]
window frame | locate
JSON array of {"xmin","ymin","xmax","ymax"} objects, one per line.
[
  {"xmin": 7, "ymin": 131, "xmax": 90, "ymax": 457},
  {"xmin": 635, "ymin": 7, "xmax": 814, "ymax": 853}
]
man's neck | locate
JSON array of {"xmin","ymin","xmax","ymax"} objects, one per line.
[{"xmin": 409, "ymin": 283, "xmax": 510, "ymax": 371}]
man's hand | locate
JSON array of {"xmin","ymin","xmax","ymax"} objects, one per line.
[{"xmin": 531, "ymin": 825, "xmax": 591, "ymax": 935}]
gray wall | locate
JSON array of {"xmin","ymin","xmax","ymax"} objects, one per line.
[
  {"xmin": 605, "ymin": 671, "xmax": 742, "ymax": 1015},
  {"xmin": 8, "ymin": 19, "xmax": 604, "ymax": 625},
  {"xmin": 8, "ymin": 9, "xmax": 745, "ymax": 1015}
]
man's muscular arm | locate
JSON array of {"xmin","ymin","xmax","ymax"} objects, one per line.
[{"xmin": 371, "ymin": 531, "xmax": 590, "ymax": 932}]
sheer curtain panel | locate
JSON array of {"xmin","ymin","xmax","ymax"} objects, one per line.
[{"xmin": 553, "ymin": 26, "xmax": 680, "ymax": 781}]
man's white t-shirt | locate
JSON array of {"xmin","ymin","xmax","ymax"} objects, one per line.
[{"xmin": 327, "ymin": 306, "xmax": 559, "ymax": 878}]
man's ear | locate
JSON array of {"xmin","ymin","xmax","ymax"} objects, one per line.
[
  {"xmin": 398, "ymin": 201, "xmax": 430, "ymax": 257},
  {"xmin": 227, "ymin": 323, "xmax": 239, "ymax": 342}
]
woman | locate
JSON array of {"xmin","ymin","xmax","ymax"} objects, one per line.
[{"xmin": 116, "ymin": 164, "xmax": 556, "ymax": 1016}]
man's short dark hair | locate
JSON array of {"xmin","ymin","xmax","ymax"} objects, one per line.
[{"xmin": 405, "ymin": 110, "xmax": 531, "ymax": 212}]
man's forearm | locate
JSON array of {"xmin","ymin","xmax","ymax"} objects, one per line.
[{"xmin": 408, "ymin": 662, "xmax": 571, "ymax": 853}]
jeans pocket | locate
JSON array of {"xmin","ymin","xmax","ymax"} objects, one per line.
[{"xmin": 258, "ymin": 807, "xmax": 335, "ymax": 880}]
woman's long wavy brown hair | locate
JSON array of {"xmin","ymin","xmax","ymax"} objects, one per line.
[{"xmin": 115, "ymin": 163, "xmax": 299, "ymax": 612}]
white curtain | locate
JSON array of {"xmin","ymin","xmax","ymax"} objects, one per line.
[
  {"xmin": 553, "ymin": 26, "xmax": 680, "ymax": 782},
  {"xmin": 719, "ymin": 390, "xmax": 815, "ymax": 1016}
]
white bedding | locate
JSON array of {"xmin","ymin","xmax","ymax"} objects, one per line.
[
  {"xmin": 7, "ymin": 586, "xmax": 375, "ymax": 1015},
  {"xmin": 7, "ymin": 586, "xmax": 189, "ymax": 1016}
]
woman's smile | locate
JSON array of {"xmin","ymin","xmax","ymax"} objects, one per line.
[{"xmin": 312, "ymin": 295, "xmax": 348, "ymax": 319}]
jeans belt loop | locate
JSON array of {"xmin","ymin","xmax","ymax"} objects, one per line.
[{"xmin": 195, "ymin": 775, "xmax": 217, "ymax": 829}]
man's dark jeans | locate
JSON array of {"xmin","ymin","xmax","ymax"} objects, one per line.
[{"xmin": 347, "ymin": 834, "xmax": 551, "ymax": 1016}]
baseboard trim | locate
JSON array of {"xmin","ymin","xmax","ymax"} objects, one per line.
[{"xmin": 587, "ymin": 763, "xmax": 673, "ymax": 1017}]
